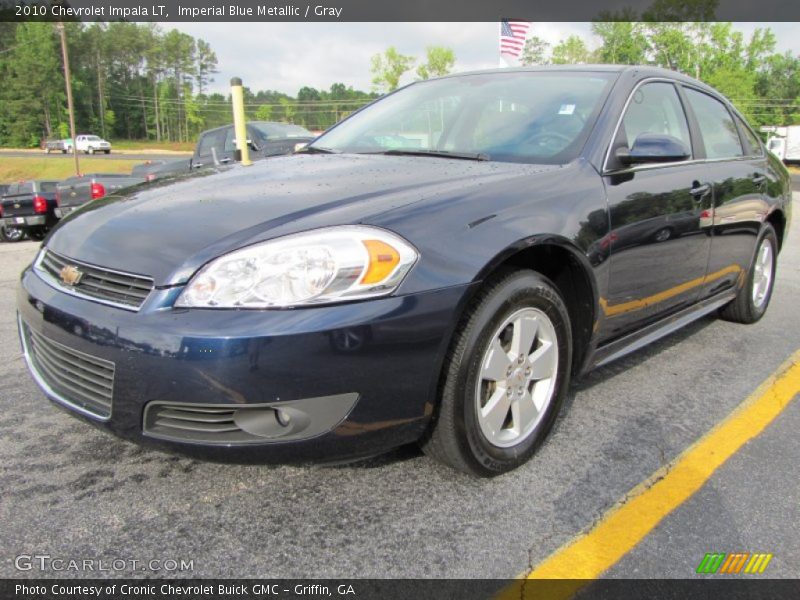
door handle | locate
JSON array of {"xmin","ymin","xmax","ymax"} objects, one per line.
[
  {"xmin": 752, "ymin": 173, "xmax": 766, "ymax": 185},
  {"xmin": 690, "ymin": 182, "xmax": 711, "ymax": 201}
]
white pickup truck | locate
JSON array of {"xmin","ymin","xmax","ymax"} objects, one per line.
[
  {"xmin": 72, "ymin": 134, "xmax": 112, "ymax": 154},
  {"xmin": 762, "ymin": 125, "xmax": 800, "ymax": 164}
]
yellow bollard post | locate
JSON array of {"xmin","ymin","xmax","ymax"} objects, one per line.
[{"xmin": 230, "ymin": 77, "xmax": 252, "ymax": 166}]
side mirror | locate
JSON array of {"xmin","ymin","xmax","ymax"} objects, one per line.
[{"xmin": 616, "ymin": 133, "xmax": 690, "ymax": 166}]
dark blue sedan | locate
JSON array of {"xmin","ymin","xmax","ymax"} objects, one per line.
[{"xmin": 18, "ymin": 66, "xmax": 791, "ymax": 475}]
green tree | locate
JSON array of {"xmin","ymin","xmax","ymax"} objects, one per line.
[
  {"xmin": 551, "ymin": 35, "xmax": 590, "ymax": 65},
  {"xmin": 520, "ymin": 36, "xmax": 550, "ymax": 66},
  {"xmin": 416, "ymin": 46, "xmax": 455, "ymax": 79},
  {"xmin": 591, "ymin": 20, "xmax": 648, "ymax": 64},
  {"xmin": 370, "ymin": 46, "xmax": 415, "ymax": 93}
]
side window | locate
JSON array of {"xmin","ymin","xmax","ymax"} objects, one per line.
[
  {"xmin": 735, "ymin": 115, "xmax": 764, "ymax": 157},
  {"xmin": 196, "ymin": 129, "xmax": 226, "ymax": 159},
  {"xmin": 223, "ymin": 127, "xmax": 236, "ymax": 153},
  {"xmin": 620, "ymin": 82, "xmax": 692, "ymax": 153},
  {"xmin": 684, "ymin": 88, "xmax": 743, "ymax": 159}
]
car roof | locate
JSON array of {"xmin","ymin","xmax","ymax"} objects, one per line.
[{"xmin": 434, "ymin": 64, "xmax": 717, "ymax": 93}]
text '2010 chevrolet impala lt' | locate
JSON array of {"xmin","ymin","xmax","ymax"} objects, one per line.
[{"xmin": 18, "ymin": 66, "xmax": 791, "ymax": 476}]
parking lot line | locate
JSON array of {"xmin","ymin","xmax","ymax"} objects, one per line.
[{"xmin": 526, "ymin": 348, "xmax": 800, "ymax": 581}]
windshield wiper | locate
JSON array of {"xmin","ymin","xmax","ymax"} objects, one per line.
[
  {"xmin": 295, "ymin": 145, "xmax": 340, "ymax": 154},
  {"xmin": 379, "ymin": 149, "xmax": 490, "ymax": 161}
]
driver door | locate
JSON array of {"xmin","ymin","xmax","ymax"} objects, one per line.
[{"xmin": 600, "ymin": 81, "xmax": 713, "ymax": 342}]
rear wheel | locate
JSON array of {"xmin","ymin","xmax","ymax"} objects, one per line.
[
  {"xmin": 1, "ymin": 226, "xmax": 25, "ymax": 243},
  {"xmin": 720, "ymin": 224, "xmax": 778, "ymax": 324},
  {"xmin": 421, "ymin": 270, "xmax": 572, "ymax": 476}
]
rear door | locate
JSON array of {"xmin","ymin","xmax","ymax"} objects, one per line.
[
  {"xmin": 600, "ymin": 80, "xmax": 713, "ymax": 341},
  {"xmin": 680, "ymin": 87, "xmax": 767, "ymax": 301}
]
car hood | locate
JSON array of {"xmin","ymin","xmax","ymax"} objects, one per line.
[{"xmin": 46, "ymin": 154, "xmax": 557, "ymax": 286}]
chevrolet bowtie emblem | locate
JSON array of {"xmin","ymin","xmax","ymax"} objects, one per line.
[{"xmin": 59, "ymin": 265, "xmax": 83, "ymax": 286}]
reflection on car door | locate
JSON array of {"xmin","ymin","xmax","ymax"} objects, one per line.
[
  {"xmin": 681, "ymin": 87, "xmax": 769, "ymax": 301},
  {"xmin": 600, "ymin": 81, "xmax": 712, "ymax": 342}
]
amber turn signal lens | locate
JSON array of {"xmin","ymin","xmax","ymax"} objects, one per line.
[{"xmin": 360, "ymin": 239, "xmax": 400, "ymax": 284}]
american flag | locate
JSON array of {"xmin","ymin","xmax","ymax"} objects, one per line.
[{"xmin": 499, "ymin": 19, "xmax": 531, "ymax": 58}]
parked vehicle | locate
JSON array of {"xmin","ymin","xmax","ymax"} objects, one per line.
[
  {"xmin": 18, "ymin": 66, "xmax": 790, "ymax": 476},
  {"xmin": 130, "ymin": 122, "xmax": 316, "ymax": 180},
  {"xmin": 0, "ymin": 184, "xmax": 25, "ymax": 242},
  {"xmin": 130, "ymin": 158, "xmax": 191, "ymax": 182},
  {"xmin": 55, "ymin": 173, "xmax": 146, "ymax": 218},
  {"xmin": 1, "ymin": 180, "xmax": 59, "ymax": 240},
  {"xmin": 72, "ymin": 134, "xmax": 112, "ymax": 154},
  {"xmin": 43, "ymin": 138, "xmax": 72, "ymax": 154},
  {"xmin": 763, "ymin": 125, "xmax": 800, "ymax": 163}
]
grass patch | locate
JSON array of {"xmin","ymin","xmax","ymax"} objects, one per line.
[
  {"xmin": 110, "ymin": 139, "xmax": 194, "ymax": 152},
  {"xmin": 0, "ymin": 157, "xmax": 142, "ymax": 183}
]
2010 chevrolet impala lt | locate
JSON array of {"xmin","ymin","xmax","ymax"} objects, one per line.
[{"xmin": 18, "ymin": 66, "xmax": 791, "ymax": 476}]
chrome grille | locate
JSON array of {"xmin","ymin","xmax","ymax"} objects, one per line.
[
  {"xmin": 38, "ymin": 250, "xmax": 154, "ymax": 310},
  {"xmin": 23, "ymin": 324, "xmax": 115, "ymax": 418}
]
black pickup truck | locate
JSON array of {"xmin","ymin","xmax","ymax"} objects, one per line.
[
  {"xmin": 131, "ymin": 121, "xmax": 315, "ymax": 180},
  {"xmin": 0, "ymin": 184, "xmax": 25, "ymax": 242},
  {"xmin": 1, "ymin": 180, "xmax": 59, "ymax": 240},
  {"xmin": 55, "ymin": 173, "xmax": 146, "ymax": 218}
]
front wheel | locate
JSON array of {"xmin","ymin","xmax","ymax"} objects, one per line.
[
  {"xmin": 88, "ymin": 147, "xmax": 95, "ymax": 155},
  {"xmin": 421, "ymin": 270, "xmax": 572, "ymax": 476},
  {"xmin": 720, "ymin": 224, "xmax": 778, "ymax": 324}
]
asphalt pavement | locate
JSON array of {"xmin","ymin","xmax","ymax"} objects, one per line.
[{"xmin": 0, "ymin": 195, "xmax": 797, "ymax": 581}]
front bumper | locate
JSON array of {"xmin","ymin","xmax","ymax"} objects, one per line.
[
  {"xmin": 18, "ymin": 266, "xmax": 472, "ymax": 463},
  {"xmin": 3, "ymin": 216, "xmax": 45, "ymax": 227}
]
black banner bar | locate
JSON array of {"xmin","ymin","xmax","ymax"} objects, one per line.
[
  {"xmin": 3, "ymin": 0, "xmax": 800, "ymax": 22},
  {"xmin": 3, "ymin": 579, "xmax": 800, "ymax": 600}
]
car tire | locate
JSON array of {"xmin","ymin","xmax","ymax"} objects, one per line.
[
  {"xmin": 1, "ymin": 226, "xmax": 25, "ymax": 243},
  {"xmin": 720, "ymin": 224, "xmax": 778, "ymax": 324},
  {"xmin": 105, "ymin": 149, "xmax": 111, "ymax": 154},
  {"xmin": 653, "ymin": 227, "xmax": 672, "ymax": 242},
  {"xmin": 421, "ymin": 269, "xmax": 572, "ymax": 476},
  {"xmin": 88, "ymin": 147, "xmax": 95, "ymax": 155}
]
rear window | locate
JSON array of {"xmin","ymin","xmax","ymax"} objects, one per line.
[
  {"xmin": 735, "ymin": 115, "xmax": 764, "ymax": 156},
  {"xmin": 683, "ymin": 88, "xmax": 743, "ymax": 159},
  {"xmin": 38, "ymin": 182, "xmax": 57, "ymax": 193}
]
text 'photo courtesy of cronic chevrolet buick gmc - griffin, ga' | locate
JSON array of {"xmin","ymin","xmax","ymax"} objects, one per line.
[{"xmin": 17, "ymin": 66, "xmax": 791, "ymax": 476}]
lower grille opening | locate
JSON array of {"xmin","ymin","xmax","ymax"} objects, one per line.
[
  {"xmin": 144, "ymin": 403, "xmax": 301, "ymax": 444},
  {"xmin": 22, "ymin": 322, "xmax": 115, "ymax": 419},
  {"xmin": 143, "ymin": 394, "xmax": 359, "ymax": 445}
]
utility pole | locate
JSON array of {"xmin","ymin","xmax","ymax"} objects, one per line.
[{"xmin": 56, "ymin": 22, "xmax": 80, "ymax": 176}]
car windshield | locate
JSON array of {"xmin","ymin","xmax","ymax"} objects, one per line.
[
  {"xmin": 251, "ymin": 123, "xmax": 313, "ymax": 139},
  {"xmin": 311, "ymin": 71, "xmax": 616, "ymax": 164}
]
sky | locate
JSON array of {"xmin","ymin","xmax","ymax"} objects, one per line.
[{"xmin": 171, "ymin": 22, "xmax": 800, "ymax": 96}]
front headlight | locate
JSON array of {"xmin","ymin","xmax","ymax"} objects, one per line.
[{"xmin": 175, "ymin": 226, "xmax": 418, "ymax": 308}]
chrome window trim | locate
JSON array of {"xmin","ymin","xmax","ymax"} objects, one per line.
[
  {"xmin": 601, "ymin": 77, "xmax": 759, "ymax": 175},
  {"xmin": 34, "ymin": 249, "xmax": 153, "ymax": 313},
  {"xmin": 602, "ymin": 77, "xmax": 690, "ymax": 174},
  {"xmin": 18, "ymin": 314, "xmax": 111, "ymax": 422}
]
